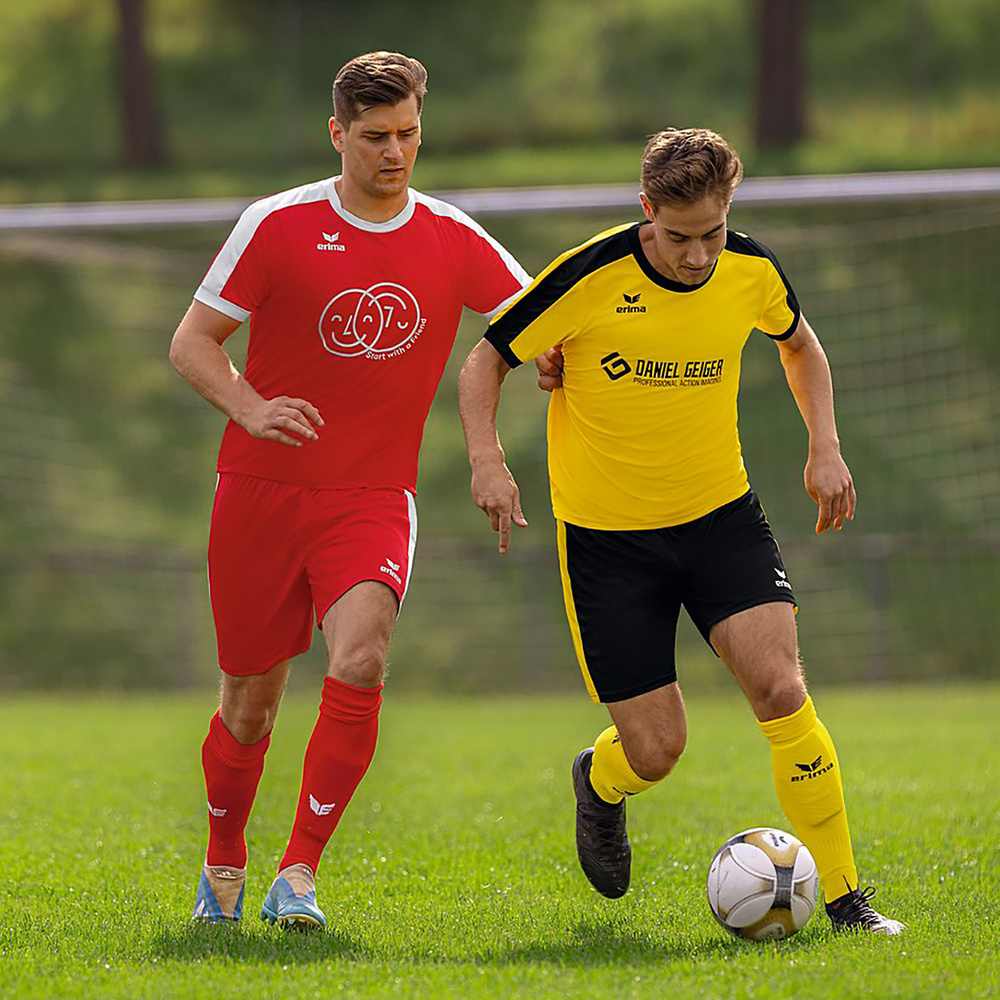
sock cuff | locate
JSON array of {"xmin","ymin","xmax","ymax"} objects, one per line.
[
  {"xmin": 207, "ymin": 709, "xmax": 271, "ymax": 768},
  {"xmin": 757, "ymin": 695, "xmax": 817, "ymax": 744},
  {"xmin": 320, "ymin": 675, "xmax": 383, "ymax": 723}
]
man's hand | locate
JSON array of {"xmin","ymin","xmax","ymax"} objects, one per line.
[
  {"xmin": 239, "ymin": 395, "xmax": 324, "ymax": 447},
  {"xmin": 535, "ymin": 346, "xmax": 564, "ymax": 392},
  {"xmin": 470, "ymin": 460, "xmax": 528, "ymax": 554},
  {"xmin": 804, "ymin": 447, "xmax": 856, "ymax": 534}
]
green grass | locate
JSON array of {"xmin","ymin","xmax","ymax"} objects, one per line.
[{"xmin": 0, "ymin": 685, "xmax": 997, "ymax": 999}]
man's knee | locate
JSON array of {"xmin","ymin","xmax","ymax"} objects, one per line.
[
  {"xmin": 220, "ymin": 664, "xmax": 287, "ymax": 744},
  {"xmin": 624, "ymin": 727, "xmax": 687, "ymax": 782},
  {"xmin": 751, "ymin": 669, "xmax": 808, "ymax": 723},
  {"xmin": 328, "ymin": 644, "xmax": 386, "ymax": 688}
]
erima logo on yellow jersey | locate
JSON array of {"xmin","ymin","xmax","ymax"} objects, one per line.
[{"xmin": 616, "ymin": 293, "xmax": 646, "ymax": 314}]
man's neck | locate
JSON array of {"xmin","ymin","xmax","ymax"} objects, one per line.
[
  {"xmin": 638, "ymin": 223, "xmax": 676, "ymax": 282},
  {"xmin": 335, "ymin": 176, "xmax": 409, "ymax": 224}
]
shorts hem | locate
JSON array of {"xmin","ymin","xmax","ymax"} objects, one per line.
[
  {"xmin": 598, "ymin": 674, "xmax": 679, "ymax": 705},
  {"xmin": 316, "ymin": 577, "xmax": 403, "ymax": 628},
  {"xmin": 218, "ymin": 643, "xmax": 311, "ymax": 677},
  {"xmin": 697, "ymin": 594, "xmax": 799, "ymax": 654}
]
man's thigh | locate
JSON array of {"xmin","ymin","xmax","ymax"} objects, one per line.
[
  {"xmin": 681, "ymin": 490, "xmax": 797, "ymax": 646},
  {"xmin": 304, "ymin": 486, "xmax": 417, "ymax": 628},
  {"xmin": 557, "ymin": 520, "xmax": 682, "ymax": 704},
  {"xmin": 208, "ymin": 473, "xmax": 313, "ymax": 675}
]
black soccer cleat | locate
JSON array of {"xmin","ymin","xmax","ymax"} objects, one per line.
[
  {"xmin": 572, "ymin": 747, "xmax": 631, "ymax": 899},
  {"xmin": 826, "ymin": 886, "xmax": 905, "ymax": 935}
]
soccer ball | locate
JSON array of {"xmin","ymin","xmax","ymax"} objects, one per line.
[{"xmin": 707, "ymin": 827, "xmax": 819, "ymax": 940}]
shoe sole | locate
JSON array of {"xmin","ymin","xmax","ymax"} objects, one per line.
[{"xmin": 261, "ymin": 903, "xmax": 325, "ymax": 930}]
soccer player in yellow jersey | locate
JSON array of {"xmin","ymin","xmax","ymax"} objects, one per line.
[{"xmin": 458, "ymin": 128, "xmax": 904, "ymax": 934}]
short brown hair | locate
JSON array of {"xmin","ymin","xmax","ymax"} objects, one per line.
[
  {"xmin": 641, "ymin": 128, "xmax": 744, "ymax": 209},
  {"xmin": 333, "ymin": 51, "xmax": 428, "ymax": 128}
]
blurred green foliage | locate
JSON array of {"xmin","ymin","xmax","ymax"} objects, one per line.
[
  {"xmin": 1, "ymin": 199, "xmax": 998, "ymax": 689},
  {"xmin": 1, "ymin": 0, "xmax": 1000, "ymax": 194}
]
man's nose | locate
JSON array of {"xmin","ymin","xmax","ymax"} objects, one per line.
[{"xmin": 687, "ymin": 241, "xmax": 710, "ymax": 266}]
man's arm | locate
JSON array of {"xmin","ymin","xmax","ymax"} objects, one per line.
[
  {"xmin": 775, "ymin": 314, "xmax": 856, "ymax": 534},
  {"xmin": 458, "ymin": 339, "xmax": 528, "ymax": 554},
  {"xmin": 169, "ymin": 299, "xmax": 323, "ymax": 447}
]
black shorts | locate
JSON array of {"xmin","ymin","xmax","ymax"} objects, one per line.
[{"xmin": 556, "ymin": 490, "xmax": 797, "ymax": 703}]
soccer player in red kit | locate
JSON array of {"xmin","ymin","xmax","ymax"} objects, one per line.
[{"xmin": 170, "ymin": 52, "xmax": 530, "ymax": 928}]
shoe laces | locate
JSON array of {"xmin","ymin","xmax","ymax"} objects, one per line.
[
  {"xmin": 833, "ymin": 886, "xmax": 883, "ymax": 928},
  {"xmin": 583, "ymin": 797, "xmax": 628, "ymax": 855}
]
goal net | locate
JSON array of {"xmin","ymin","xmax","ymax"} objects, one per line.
[{"xmin": 1, "ymin": 186, "xmax": 997, "ymax": 689}]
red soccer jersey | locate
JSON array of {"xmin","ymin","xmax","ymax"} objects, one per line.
[{"xmin": 195, "ymin": 177, "xmax": 530, "ymax": 490}]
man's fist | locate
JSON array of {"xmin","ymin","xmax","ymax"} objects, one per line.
[{"xmin": 535, "ymin": 346, "xmax": 564, "ymax": 392}]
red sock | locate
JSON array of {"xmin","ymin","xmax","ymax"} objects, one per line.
[
  {"xmin": 279, "ymin": 676, "xmax": 382, "ymax": 873},
  {"xmin": 201, "ymin": 709, "xmax": 270, "ymax": 868}
]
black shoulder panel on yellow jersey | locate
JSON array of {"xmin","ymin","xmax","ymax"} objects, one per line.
[
  {"xmin": 726, "ymin": 231, "xmax": 801, "ymax": 339},
  {"xmin": 485, "ymin": 225, "xmax": 637, "ymax": 367}
]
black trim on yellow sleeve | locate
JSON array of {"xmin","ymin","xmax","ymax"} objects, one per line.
[
  {"xmin": 726, "ymin": 230, "xmax": 801, "ymax": 339},
  {"xmin": 485, "ymin": 225, "xmax": 637, "ymax": 366}
]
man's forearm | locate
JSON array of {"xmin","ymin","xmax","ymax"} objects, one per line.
[
  {"xmin": 780, "ymin": 339, "xmax": 841, "ymax": 453},
  {"xmin": 458, "ymin": 341, "xmax": 508, "ymax": 468},
  {"xmin": 170, "ymin": 330, "xmax": 262, "ymax": 427}
]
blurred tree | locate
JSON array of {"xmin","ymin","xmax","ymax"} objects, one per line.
[
  {"xmin": 116, "ymin": 0, "xmax": 167, "ymax": 166},
  {"xmin": 754, "ymin": 0, "xmax": 806, "ymax": 149}
]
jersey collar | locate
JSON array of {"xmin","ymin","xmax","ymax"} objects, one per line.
[
  {"xmin": 325, "ymin": 176, "xmax": 416, "ymax": 233},
  {"xmin": 629, "ymin": 223, "xmax": 718, "ymax": 293}
]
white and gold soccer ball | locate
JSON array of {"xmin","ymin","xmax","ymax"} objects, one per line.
[{"xmin": 707, "ymin": 827, "xmax": 819, "ymax": 940}]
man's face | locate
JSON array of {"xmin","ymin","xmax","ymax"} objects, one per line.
[
  {"xmin": 641, "ymin": 193, "xmax": 730, "ymax": 285},
  {"xmin": 330, "ymin": 94, "xmax": 422, "ymax": 200}
]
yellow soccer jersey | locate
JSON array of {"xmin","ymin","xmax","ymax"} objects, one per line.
[{"xmin": 485, "ymin": 222, "xmax": 800, "ymax": 529}]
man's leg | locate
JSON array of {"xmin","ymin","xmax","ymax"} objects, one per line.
[
  {"xmin": 193, "ymin": 661, "xmax": 290, "ymax": 922},
  {"xmin": 262, "ymin": 581, "xmax": 394, "ymax": 929},
  {"xmin": 711, "ymin": 602, "xmax": 903, "ymax": 933},
  {"xmin": 573, "ymin": 683, "xmax": 688, "ymax": 898}
]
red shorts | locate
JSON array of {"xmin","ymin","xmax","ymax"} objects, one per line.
[{"xmin": 207, "ymin": 473, "xmax": 417, "ymax": 675}]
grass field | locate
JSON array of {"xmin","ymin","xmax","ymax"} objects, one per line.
[{"xmin": 0, "ymin": 684, "xmax": 997, "ymax": 1000}]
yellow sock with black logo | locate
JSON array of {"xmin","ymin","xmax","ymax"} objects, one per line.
[
  {"xmin": 758, "ymin": 695, "xmax": 858, "ymax": 902},
  {"xmin": 588, "ymin": 726, "xmax": 662, "ymax": 804}
]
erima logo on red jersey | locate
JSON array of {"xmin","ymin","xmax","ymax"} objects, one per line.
[{"xmin": 317, "ymin": 231, "xmax": 347, "ymax": 252}]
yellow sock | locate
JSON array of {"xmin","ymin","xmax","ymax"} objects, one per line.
[
  {"xmin": 758, "ymin": 696, "xmax": 858, "ymax": 902},
  {"xmin": 588, "ymin": 726, "xmax": 662, "ymax": 804}
]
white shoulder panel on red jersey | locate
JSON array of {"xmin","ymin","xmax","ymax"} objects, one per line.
[
  {"xmin": 411, "ymin": 190, "xmax": 532, "ymax": 316},
  {"xmin": 195, "ymin": 177, "xmax": 337, "ymax": 321}
]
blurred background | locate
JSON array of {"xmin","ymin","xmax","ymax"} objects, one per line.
[{"xmin": 1, "ymin": 0, "xmax": 998, "ymax": 692}]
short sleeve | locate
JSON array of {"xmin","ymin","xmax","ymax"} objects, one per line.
[
  {"xmin": 194, "ymin": 203, "xmax": 273, "ymax": 322},
  {"xmin": 756, "ymin": 249, "xmax": 800, "ymax": 340},
  {"xmin": 484, "ymin": 257, "xmax": 583, "ymax": 369},
  {"xmin": 458, "ymin": 218, "xmax": 531, "ymax": 318}
]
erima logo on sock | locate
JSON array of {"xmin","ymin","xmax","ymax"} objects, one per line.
[
  {"xmin": 309, "ymin": 793, "xmax": 336, "ymax": 816},
  {"xmin": 791, "ymin": 755, "xmax": 835, "ymax": 782},
  {"xmin": 208, "ymin": 801, "xmax": 227, "ymax": 817}
]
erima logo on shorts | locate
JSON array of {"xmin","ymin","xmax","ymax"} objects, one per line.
[
  {"xmin": 775, "ymin": 568, "xmax": 792, "ymax": 589},
  {"xmin": 309, "ymin": 794, "xmax": 336, "ymax": 816},
  {"xmin": 317, "ymin": 231, "xmax": 347, "ymax": 252},
  {"xmin": 791, "ymin": 755, "xmax": 835, "ymax": 782},
  {"xmin": 380, "ymin": 557, "xmax": 402, "ymax": 584}
]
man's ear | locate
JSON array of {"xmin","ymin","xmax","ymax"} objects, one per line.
[
  {"xmin": 329, "ymin": 116, "xmax": 346, "ymax": 153},
  {"xmin": 639, "ymin": 192, "xmax": 655, "ymax": 223}
]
